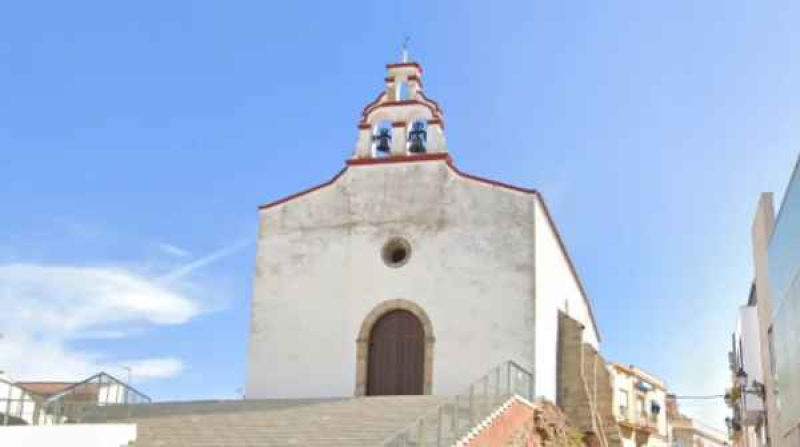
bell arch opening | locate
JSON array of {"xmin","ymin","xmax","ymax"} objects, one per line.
[
  {"xmin": 407, "ymin": 120, "xmax": 428, "ymax": 154},
  {"xmin": 371, "ymin": 121, "xmax": 392, "ymax": 158}
]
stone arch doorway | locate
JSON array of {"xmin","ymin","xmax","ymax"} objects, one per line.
[
  {"xmin": 367, "ymin": 310, "xmax": 424, "ymax": 395},
  {"xmin": 355, "ymin": 299, "xmax": 434, "ymax": 396}
]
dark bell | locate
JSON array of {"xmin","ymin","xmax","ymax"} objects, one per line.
[
  {"xmin": 408, "ymin": 122, "xmax": 427, "ymax": 153},
  {"xmin": 373, "ymin": 128, "xmax": 392, "ymax": 153}
]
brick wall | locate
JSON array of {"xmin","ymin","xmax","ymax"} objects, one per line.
[{"xmin": 557, "ymin": 312, "xmax": 622, "ymax": 447}]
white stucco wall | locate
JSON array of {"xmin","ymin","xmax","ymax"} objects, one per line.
[
  {"xmin": 246, "ymin": 159, "xmax": 599, "ymax": 400},
  {"xmin": 736, "ymin": 305, "xmax": 765, "ymax": 420},
  {"xmin": 751, "ymin": 192, "xmax": 777, "ymax": 443},
  {"xmin": 737, "ymin": 305, "xmax": 763, "ymax": 383},
  {"xmin": 0, "ymin": 381, "xmax": 36, "ymax": 425},
  {"xmin": 533, "ymin": 197, "xmax": 600, "ymax": 401}
]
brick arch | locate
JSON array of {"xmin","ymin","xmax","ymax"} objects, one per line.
[{"xmin": 354, "ymin": 299, "xmax": 435, "ymax": 396}]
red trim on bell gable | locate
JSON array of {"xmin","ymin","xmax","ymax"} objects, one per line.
[
  {"xmin": 445, "ymin": 161, "xmax": 535, "ymax": 195},
  {"xmin": 386, "ymin": 62, "xmax": 423, "ymax": 73},
  {"xmin": 257, "ymin": 168, "xmax": 346, "ymax": 211},
  {"xmin": 360, "ymin": 92, "xmax": 386, "ymax": 118},
  {"xmin": 360, "ymin": 99, "xmax": 442, "ymax": 124},
  {"xmin": 364, "ymin": 99, "xmax": 434, "ymax": 112},
  {"xmin": 427, "ymin": 118, "xmax": 445, "ymax": 129},
  {"xmin": 346, "ymin": 153, "xmax": 451, "ymax": 166},
  {"xmin": 417, "ymin": 91, "xmax": 443, "ymax": 114}
]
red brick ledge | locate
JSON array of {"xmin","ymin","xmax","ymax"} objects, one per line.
[
  {"xmin": 257, "ymin": 168, "xmax": 346, "ymax": 210},
  {"xmin": 386, "ymin": 62, "xmax": 423, "ymax": 73},
  {"xmin": 456, "ymin": 396, "xmax": 538, "ymax": 447},
  {"xmin": 346, "ymin": 153, "xmax": 451, "ymax": 166}
]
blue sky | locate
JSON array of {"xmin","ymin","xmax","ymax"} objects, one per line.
[{"xmin": 2, "ymin": 0, "xmax": 799, "ymax": 428}]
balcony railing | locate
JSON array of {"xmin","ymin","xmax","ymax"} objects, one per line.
[
  {"xmin": 382, "ymin": 360, "xmax": 534, "ymax": 446},
  {"xmin": 617, "ymin": 412, "xmax": 658, "ymax": 433}
]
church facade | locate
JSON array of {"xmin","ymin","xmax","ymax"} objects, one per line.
[{"xmin": 246, "ymin": 59, "xmax": 600, "ymax": 403}]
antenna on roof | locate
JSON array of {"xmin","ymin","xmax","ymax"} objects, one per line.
[
  {"xmin": 402, "ymin": 36, "xmax": 410, "ymax": 63},
  {"xmin": 122, "ymin": 365, "xmax": 133, "ymax": 385}
]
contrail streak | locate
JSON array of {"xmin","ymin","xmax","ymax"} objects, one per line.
[{"xmin": 159, "ymin": 239, "xmax": 252, "ymax": 283}]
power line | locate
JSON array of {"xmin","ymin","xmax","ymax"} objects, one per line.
[{"xmin": 673, "ymin": 395, "xmax": 725, "ymax": 400}]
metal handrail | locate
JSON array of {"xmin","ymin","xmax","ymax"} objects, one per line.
[
  {"xmin": 42, "ymin": 372, "xmax": 151, "ymax": 407},
  {"xmin": 39, "ymin": 372, "xmax": 151, "ymax": 424},
  {"xmin": 382, "ymin": 360, "xmax": 535, "ymax": 446}
]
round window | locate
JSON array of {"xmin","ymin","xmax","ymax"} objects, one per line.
[{"xmin": 382, "ymin": 237, "xmax": 411, "ymax": 268}]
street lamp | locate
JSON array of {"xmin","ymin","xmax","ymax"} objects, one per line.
[
  {"xmin": 735, "ymin": 368, "xmax": 748, "ymax": 388},
  {"xmin": 736, "ymin": 368, "xmax": 766, "ymax": 399}
]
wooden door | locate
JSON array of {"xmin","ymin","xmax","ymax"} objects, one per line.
[{"xmin": 367, "ymin": 310, "xmax": 424, "ymax": 395}]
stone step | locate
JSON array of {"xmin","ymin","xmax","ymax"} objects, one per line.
[{"xmin": 93, "ymin": 396, "xmax": 455, "ymax": 446}]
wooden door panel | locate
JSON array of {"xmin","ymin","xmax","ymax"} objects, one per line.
[{"xmin": 367, "ymin": 310, "xmax": 424, "ymax": 395}]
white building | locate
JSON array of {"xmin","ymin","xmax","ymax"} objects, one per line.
[
  {"xmin": 246, "ymin": 58, "xmax": 600, "ymax": 402},
  {"xmin": 668, "ymin": 395, "xmax": 730, "ymax": 447},
  {"xmin": 727, "ymin": 285, "xmax": 767, "ymax": 447},
  {"xmin": 609, "ymin": 364, "xmax": 669, "ymax": 447},
  {"xmin": 0, "ymin": 373, "xmax": 41, "ymax": 425},
  {"xmin": 738, "ymin": 156, "xmax": 800, "ymax": 447}
]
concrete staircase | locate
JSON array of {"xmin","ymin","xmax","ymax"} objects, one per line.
[{"xmin": 95, "ymin": 396, "xmax": 450, "ymax": 446}]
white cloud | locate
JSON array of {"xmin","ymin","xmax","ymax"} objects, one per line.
[
  {"xmin": 0, "ymin": 264, "xmax": 201, "ymax": 382},
  {"xmin": 156, "ymin": 243, "xmax": 191, "ymax": 258},
  {"xmin": 0, "ymin": 237, "xmax": 249, "ymax": 387}
]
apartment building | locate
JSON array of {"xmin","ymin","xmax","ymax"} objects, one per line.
[{"xmin": 609, "ymin": 363, "xmax": 669, "ymax": 447}]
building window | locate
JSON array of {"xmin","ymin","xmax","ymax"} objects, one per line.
[
  {"xmin": 619, "ymin": 389, "xmax": 629, "ymax": 419},
  {"xmin": 637, "ymin": 396, "xmax": 646, "ymax": 421},
  {"xmin": 650, "ymin": 400, "xmax": 660, "ymax": 423},
  {"xmin": 382, "ymin": 237, "xmax": 411, "ymax": 268},
  {"xmin": 651, "ymin": 401, "xmax": 661, "ymax": 414}
]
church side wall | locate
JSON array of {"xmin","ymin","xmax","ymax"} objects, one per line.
[
  {"xmin": 534, "ymin": 196, "xmax": 600, "ymax": 402},
  {"xmin": 246, "ymin": 161, "xmax": 539, "ymax": 398}
]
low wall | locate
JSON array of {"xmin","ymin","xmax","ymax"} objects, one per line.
[{"xmin": 0, "ymin": 424, "xmax": 136, "ymax": 446}]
